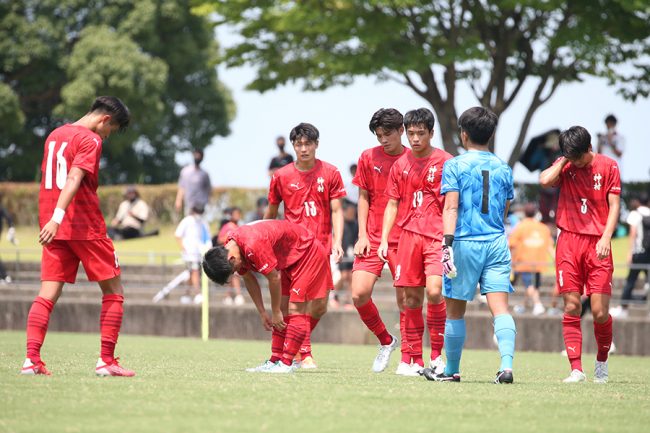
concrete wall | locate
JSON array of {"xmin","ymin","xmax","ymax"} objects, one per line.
[{"xmin": 2, "ymin": 297, "xmax": 649, "ymax": 356}]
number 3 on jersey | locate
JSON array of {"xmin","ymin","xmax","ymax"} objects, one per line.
[
  {"xmin": 580, "ymin": 198, "xmax": 588, "ymax": 214},
  {"xmin": 44, "ymin": 141, "xmax": 69, "ymax": 190},
  {"xmin": 304, "ymin": 201, "xmax": 318, "ymax": 217}
]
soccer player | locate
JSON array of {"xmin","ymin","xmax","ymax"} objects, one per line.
[
  {"xmin": 351, "ymin": 108, "xmax": 410, "ymax": 372},
  {"xmin": 539, "ymin": 126, "xmax": 620, "ymax": 383},
  {"xmin": 22, "ymin": 96, "xmax": 134, "ymax": 377},
  {"xmin": 202, "ymin": 220, "xmax": 331, "ymax": 373},
  {"xmin": 379, "ymin": 108, "xmax": 452, "ymax": 376},
  {"xmin": 423, "ymin": 106, "xmax": 516, "ymax": 384},
  {"xmin": 263, "ymin": 122, "xmax": 346, "ymax": 369}
]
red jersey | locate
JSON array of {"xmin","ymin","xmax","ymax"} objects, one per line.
[
  {"xmin": 353, "ymin": 145, "xmax": 410, "ymax": 248},
  {"xmin": 230, "ymin": 220, "xmax": 315, "ymax": 275},
  {"xmin": 268, "ymin": 160, "xmax": 346, "ymax": 251},
  {"xmin": 386, "ymin": 148, "xmax": 452, "ymax": 239},
  {"xmin": 556, "ymin": 154, "xmax": 621, "ymax": 236},
  {"xmin": 38, "ymin": 124, "xmax": 106, "ymax": 240}
]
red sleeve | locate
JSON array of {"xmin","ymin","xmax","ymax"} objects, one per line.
[
  {"xmin": 329, "ymin": 168, "xmax": 346, "ymax": 199},
  {"xmin": 245, "ymin": 246, "xmax": 278, "ymax": 275},
  {"xmin": 268, "ymin": 173, "xmax": 283, "ymax": 205},
  {"xmin": 385, "ymin": 162, "xmax": 401, "ymax": 200},
  {"xmin": 352, "ymin": 153, "xmax": 368, "ymax": 191},
  {"xmin": 72, "ymin": 135, "xmax": 100, "ymax": 175},
  {"xmin": 606, "ymin": 161, "xmax": 622, "ymax": 195}
]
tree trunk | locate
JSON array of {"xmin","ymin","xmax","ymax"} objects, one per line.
[{"xmin": 433, "ymin": 104, "xmax": 460, "ymax": 156}]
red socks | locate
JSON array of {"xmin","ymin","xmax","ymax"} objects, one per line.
[
  {"xmin": 562, "ymin": 314, "xmax": 583, "ymax": 371},
  {"xmin": 100, "ymin": 294, "xmax": 124, "ymax": 363},
  {"xmin": 270, "ymin": 327, "xmax": 286, "ymax": 363},
  {"xmin": 594, "ymin": 315, "xmax": 613, "ymax": 362},
  {"xmin": 299, "ymin": 316, "xmax": 320, "ymax": 358},
  {"xmin": 427, "ymin": 301, "xmax": 446, "ymax": 359},
  {"xmin": 400, "ymin": 311, "xmax": 409, "ymax": 363},
  {"xmin": 281, "ymin": 314, "xmax": 309, "ymax": 365},
  {"xmin": 356, "ymin": 299, "xmax": 392, "ymax": 346},
  {"xmin": 26, "ymin": 296, "xmax": 54, "ymax": 362},
  {"xmin": 405, "ymin": 306, "xmax": 424, "ymax": 367}
]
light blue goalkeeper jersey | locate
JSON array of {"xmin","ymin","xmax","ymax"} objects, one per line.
[{"xmin": 441, "ymin": 150, "xmax": 514, "ymax": 241}]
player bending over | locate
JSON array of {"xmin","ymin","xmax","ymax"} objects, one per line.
[
  {"xmin": 351, "ymin": 108, "xmax": 410, "ymax": 372},
  {"xmin": 539, "ymin": 126, "xmax": 620, "ymax": 383},
  {"xmin": 422, "ymin": 106, "xmax": 516, "ymax": 384},
  {"xmin": 22, "ymin": 96, "xmax": 134, "ymax": 377},
  {"xmin": 202, "ymin": 220, "xmax": 331, "ymax": 373}
]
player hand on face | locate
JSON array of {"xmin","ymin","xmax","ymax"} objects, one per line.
[
  {"xmin": 441, "ymin": 245, "xmax": 457, "ymax": 278},
  {"xmin": 377, "ymin": 240, "xmax": 389, "ymax": 262},
  {"xmin": 595, "ymin": 235, "xmax": 611, "ymax": 260},
  {"xmin": 38, "ymin": 221, "xmax": 59, "ymax": 245},
  {"xmin": 259, "ymin": 311, "xmax": 273, "ymax": 331},
  {"xmin": 332, "ymin": 244, "xmax": 344, "ymax": 263},
  {"xmin": 272, "ymin": 309, "xmax": 286, "ymax": 330},
  {"xmin": 354, "ymin": 236, "xmax": 371, "ymax": 257}
]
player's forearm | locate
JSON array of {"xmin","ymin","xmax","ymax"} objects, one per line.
[
  {"xmin": 442, "ymin": 191, "xmax": 459, "ymax": 236},
  {"xmin": 53, "ymin": 167, "xmax": 86, "ymax": 216},
  {"xmin": 357, "ymin": 190, "xmax": 370, "ymax": 238},
  {"xmin": 539, "ymin": 158, "xmax": 567, "ymax": 188},
  {"xmin": 267, "ymin": 270, "xmax": 282, "ymax": 313},
  {"xmin": 264, "ymin": 203, "xmax": 279, "ymax": 219},
  {"xmin": 175, "ymin": 188, "xmax": 184, "ymax": 208},
  {"xmin": 243, "ymin": 273, "xmax": 266, "ymax": 315},
  {"xmin": 331, "ymin": 200, "xmax": 344, "ymax": 246},
  {"xmin": 602, "ymin": 194, "xmax": 621, "ymax": 239},
  {"xmin": 380, "ymin": 200, "xmax": 398, "ymax": 243}
]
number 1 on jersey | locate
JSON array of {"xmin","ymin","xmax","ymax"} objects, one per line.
[
  {"xmin": 481, "ymin": 170, "xmax": 489, "ymax": 214},
  {"xmin": 44, "ymin": 140, "xmax": 69, "ymax": 190}
]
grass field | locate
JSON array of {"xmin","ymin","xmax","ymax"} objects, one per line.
[
  {"xmin": 1, "ymin": 331, "xmax": 649, "ymax": 433},
  {"xmin": 2, "ymin": 225, "xmax": 633, "ymax": 276}
]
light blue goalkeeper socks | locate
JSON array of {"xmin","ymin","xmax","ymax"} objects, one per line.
[
  {"xmin": 494, "ymin": 314, "xmax": 516, "ymax": 371},
  {"xmin": 444, "ymin": 318, "xmax": 466, "ymax": 375}
]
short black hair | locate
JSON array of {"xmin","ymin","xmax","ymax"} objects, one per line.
[
  {"xmin": 559, "ymin": 126, "xmax": 591, "ymax": 160},
  {"xmin": 290, "ymin": 123, "xmax": 319, "ymax": 143},
  {"xmin": 202, "ymin": 246, "xmax": 234, "ymax": 285},
  {"xmin": 404, "ymin": 108, "xmax": 435, "ymax": 132},
  {"xmin": 90, "ymin": 96, "xmax": 130, "ymax": 131},
  {"xmin": 457, "ymin": 107, "xmax": 498, "ymax": 145},
  {"xmin": 256, "ymin": 197, "xmax": 269, "ymax": 208},
  {"xmin": 605, "ymin": 114, "xmax": 617, "ymax": 124},
  {"xmin": 369, "ymin": 108, "xmax": 403, "ymax": 133}
]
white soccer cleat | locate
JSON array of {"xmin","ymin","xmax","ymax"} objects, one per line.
[
  {"xmin": 429, "ymin": 355, "xmax": 446, "ymax": 375},
  {"xmin": 594, "ymin": 361, "xmax": 608, "ymax": 384},
  {"xmin": 180, "ymin": 295, "xmax": 193, "ymax": 305},
  {"xmin": 267, "ymin": 361, "xmax": 296, "ymax": 374},
  {"xmin": 193, "ymin": 294, "xmax": 203, "ymax": 305},
  {"xmin": 234, "ymin": 294, "xmax": 245, "ymax": 306},
  {"xmin": 532, "ymin": 303, "xmax": 546, "ymax": 316},
  {"xmin": 372, "ymin": 335, "xmax": 398, "ymax": 373},
  {"xmin": 245, "ymin": 360, "xmax": 275, "ymax": 372},
  {"xmin": 21, "ymin": 358, "xmax": 51, "ymax": 376},
  {"xmin": 563, "ymin": 369, "xmax": 586, "ymax": 383},
  {"xmin": 300, "ymin": 355, "xmax": 318, "ymax": 369},
  {"xmin": 395, "ymin": 362, "xmax": 415, "ymax": 376},
  {"xmin": 95, "ymin": 358, "xmax": 135, "ymax": 377}
]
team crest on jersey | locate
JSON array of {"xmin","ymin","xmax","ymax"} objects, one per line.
[
  {"xmin": 317, "ymin": 177, "xmax": 325, "ymax": 192},
  {"xmin": 426, "ymin": 166, "xmax": 437, "ymax": 183},
  {"xmin": 593, "ymin": 173, "xmax": 602, "ymax": 191}
]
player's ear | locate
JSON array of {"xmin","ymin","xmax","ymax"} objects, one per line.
[{"xmin": 398, "ymin": 126, "xmax": 404, "ymax": 135}]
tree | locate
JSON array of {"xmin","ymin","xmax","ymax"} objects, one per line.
[
  {"xmin": 0, "ymin": 0, "xmax": 234, "ymax": 183},
  {"xmin": 204, "ymin": 0, "xmax": 649, "ymax": 165}
]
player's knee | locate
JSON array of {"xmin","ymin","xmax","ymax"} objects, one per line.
[
  {"xmin": 564, "ymin": 302, "xmax": 581, "ymax": 316},
  {"xmin": 351, "ymin": 290, "xmax": 370, "ymax": 307},
  {"xmin": 404, "ymin": 296, "xmax": 423, "ymax": 309},
  {"xmin": 592, "ymin": 309, "xmax": 609, "ymax": 323},
  {"xmin": 310, "ymin": 300, "xmax": 328, "ymax": 318},
  {"xmin": 427, "ymin": 292, "xmax": 443, "ymax": 305}
]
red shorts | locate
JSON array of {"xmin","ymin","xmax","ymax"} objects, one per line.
[
  {"xmin": 280, "ymin": 241, "xmax": 332, "ymax": 303},
  {"xmin": 394, "ymin": 230, "xmax": 442, "ymax": 287},
  {"xmin": 41, "ymin": 238, "xmax": 121, "ymax": 283},
  {"xmin": 352, "ymin": 247, "xmax": 399, "ymax": 279},
  {"xmin": 556, "ymin": 230, "xmax": 613, "ymax": 296}
]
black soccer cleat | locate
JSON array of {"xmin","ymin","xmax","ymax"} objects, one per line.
[
  {"xmin": 494, "ymin": 370, "xmax": 514, "ymax": 384},
  {"xmin": 422, "ymin": 367, "xmax": 461, "ymax": 382}
]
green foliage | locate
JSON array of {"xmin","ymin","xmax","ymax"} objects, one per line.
[
  {"xmin": 0, "ymin": 0, "xmax": 234, "ymax": 184},
  {"xmin": 2, "ymin": 332, "xmax": 650, "ymax": 433},
  {"xmin": 203, "ymin": 0, "xmax": 650, "ymax": 164}
]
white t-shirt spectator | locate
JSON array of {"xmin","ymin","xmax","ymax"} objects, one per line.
[
  {"xmin": 598, "ymin": 131, "xmax": 625, "ymax": 172},
  {"xmin": 175, "ymin": 215, "xmax": 211, "ymax": 263},
  {"xmin": 627, "ymin": 205, "xmax": 650, "ymax": 254},
  {"xmin": 114, "ymin": 199, "xmax": 149, "ymax": 231}
]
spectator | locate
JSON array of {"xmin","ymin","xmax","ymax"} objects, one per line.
[
  {"xmin": 175, "ymin": 149, "xmax": 212, "ymax": 217},
  {"xmin": 217, "ymin": 207, "xmax": 245, "ymax": 306},
  {"xmin": 509, "ymin": 203, "xmax": 555, "ymax": 315},
  {"xmin": 175, "ymin": 204, "xmax": 212, "ymax": 304},
  {"xmin": 331, "ymin": 201, "xmax": 358, "ymax": 308},
  {"xmin": 108, "ymin": 186, "xmax": 150, "ymax": 240},
  {"xmin": 268, "ymin": 135, "xmax": 293, "ymax": 177},
  {"xmin": 344, "ymin": 163, "xmax": 359, "ymax": 206},
  {"xmin": 245, "ymin": 197, "xmax": 269, "ymax": 223},
  {"xmin": 611, "ymin": 194, "xmax": 650, "ymax": 318},
  {"xmin": 597, "ymin": 114, "xmax": 625, "ymax": 171},
  {"xmin": 0, "ymin": 194, "xmax": 17, "ymax": 284}
]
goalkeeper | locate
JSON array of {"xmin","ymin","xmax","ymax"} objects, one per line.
[
  {"xmin": 0, "ymin": 193, "xmax": 17, "ymax": 284},
  {"xmin": 422, "ymin": 107, "xmax": 517, "ymax": 384}
]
